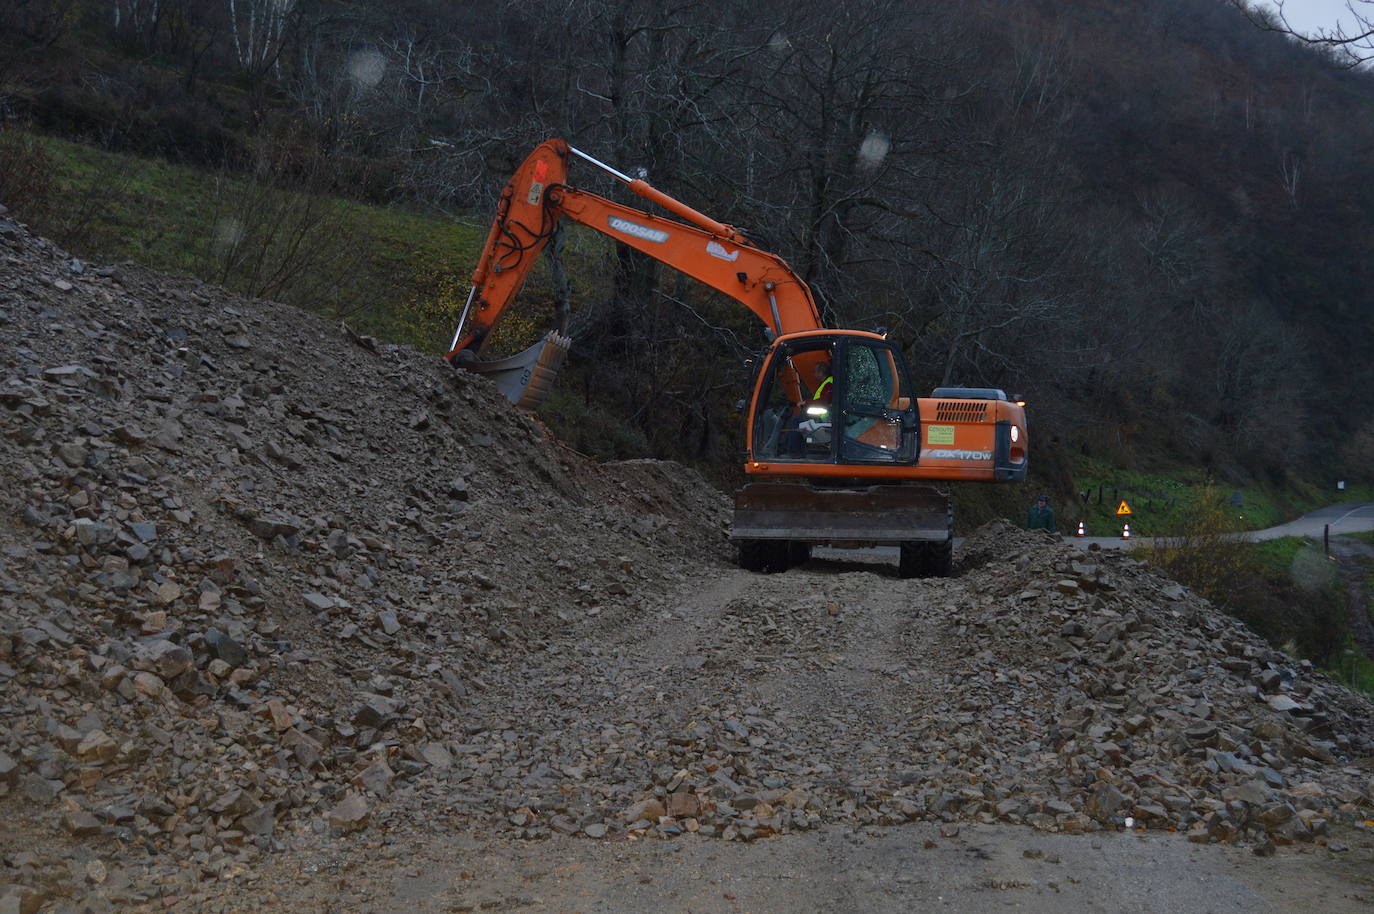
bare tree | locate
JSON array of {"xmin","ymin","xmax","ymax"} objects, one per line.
[
  {"xmin": 1136, "ymin": 188, "xmax": 1215, "ymax": 297},
  {"xmin": 227, "ymin": 0, "xmax": 295, "ymax": 77},
  {"xmin": 1201, "ymin": 299, "xmax": 1312, "ymax": 469},
  {"xmin": 1227, "ymin": 0, "xmax": 1374, "ymax": 66},
  {"xmin": 112, "ymin": 0, "xmax": 163, "ymax": 45},
  {"xmin": 1341, "ymin": 417, "xmax": 1374, "ymax": 481},
  {"xmin": 910, "ymin": 163, "xmax": 1084, "ymax": 388},
  {"xmin": 723, "ymin": 0, "xmax": 966, "ymax": 321}
]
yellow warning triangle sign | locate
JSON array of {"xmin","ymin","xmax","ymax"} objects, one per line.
[{"xmin": 1116, "ymin": 500, "xmax": 1133, "ymax": 516}]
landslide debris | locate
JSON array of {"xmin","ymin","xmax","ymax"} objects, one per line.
[
  {"xmin": 926, "ymin": 521, "xmax": 1373, "ymax": 844},
  {"xmin": 0, "ymin": 209, "xmax": 728, "ymax": 908},
  {"xmin": 386, "ymin": 519, "xmax": 1371, "ymax": 860},
  {"xmin": 0, "ymin": 208, "xmax": 1370, "ymax": 913}
]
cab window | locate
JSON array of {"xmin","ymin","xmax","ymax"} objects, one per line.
[
  {"xmin": 750, "ymin": 344, "xmax": 834, "ymax": 462},
  {"xmin": 839, "ymin": 342, "xmax": 916, "ymax": 462}
]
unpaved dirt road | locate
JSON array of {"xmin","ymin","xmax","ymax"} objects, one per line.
[
  {"xmin": 373, "ymin": 822, "xmax": 1372, "ymax": 914},
  {"xmin": 246, "ymin": 552, "xmax": 1373, "ymax": 914}
]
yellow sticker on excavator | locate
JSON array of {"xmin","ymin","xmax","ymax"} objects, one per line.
[{"xmin": 927, "ymin": 425, "xmax": 955, "ymax": 445}]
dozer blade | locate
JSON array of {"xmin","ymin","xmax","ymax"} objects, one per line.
[
  {"xmin": 731, "ymin": 482, "xmax": 951, "ymax": 545},
  {"xmin": 462, "ymin": 331, "xmax": 571, "ymax": 411}
]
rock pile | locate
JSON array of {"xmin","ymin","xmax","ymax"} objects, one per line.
[
  {"xmin": 926, "ymin": 521, "xmax": 1371, "ymax": 847},
  {"xmin": 402, "ymin": 520, "xmax": 1370, "ymax": 853},
  {"xmin": 0, "ymin": 208, "xmax": 1370, "ymax": 911},
  {"xmin": 0, "ymin": 211, "xmax": 729, "ymax": 907}
]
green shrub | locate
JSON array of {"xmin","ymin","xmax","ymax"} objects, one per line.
[
  {"xmin": 537, "ymin": 383, "xmax": 651, "ymax": 461},
  {"xmin": 1329, "ymin": 640, "xmax": 1374, "ymax": 695},
  {"xmin": 1137, "ymin": 483, "xmax": 1253, "ymax": 607},
  {"xmin": 1139, "ymin": 491, "xmax": 1347, "ymax": 666}
]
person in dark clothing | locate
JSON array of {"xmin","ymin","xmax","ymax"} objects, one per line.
[{"xmin": 1026, "ymin": 494, "xmax": 1056, "ymax": 532}]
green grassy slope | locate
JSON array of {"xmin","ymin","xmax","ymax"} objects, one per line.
[{"xmin": 7, "ymin": 132, "xmax": 483, "ymax": 347}]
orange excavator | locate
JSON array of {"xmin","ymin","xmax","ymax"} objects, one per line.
[{"xmin": 446, "ymin": 139, "xmax": 1027, "ymax": 577}]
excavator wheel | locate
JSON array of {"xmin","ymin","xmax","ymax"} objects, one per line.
[
  {"xmin": 737, "ymin": 539, "xmax": 763, "ymax": 572},
  {"xmin": 898, "ymin": 539, "xmax": 953, "ymax": 579},
  {"xmin": 897, "ymin": 542, "xmax": 923, "ymax": 579},
  {"xmin": 737, "ymin": 539, "xmax": 792, "ymax": 574},
  {"xmin": 928, "ymin": 538, "xmax": 953, "ymax": 577},
  {"xmin": 764, "ymin": 541, "xmax": 792, "ymax": 573}
]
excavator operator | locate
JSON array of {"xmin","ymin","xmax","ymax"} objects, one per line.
[
  {"xmin": 810, "ymin": 361, "xmax": 833, "ymax": 406},
  {"xmin": 782, "ymin": 359, "xmax": 834, "ymax": 457}
]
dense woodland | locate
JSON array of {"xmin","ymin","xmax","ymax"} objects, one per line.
[{"xmin": 3, "ymin": 0, "xmax": 1374, "ymax": 490}]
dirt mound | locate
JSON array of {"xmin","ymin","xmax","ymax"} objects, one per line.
[{"xmin": 947, "ymin": 536, "xmax": 1373, "ymax": 835}]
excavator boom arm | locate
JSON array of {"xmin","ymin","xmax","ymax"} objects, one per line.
[
  {"xmin": 446, "ymin": 139, "xmax": 822, "ymax": 359},
  {"xmin": 552, "ymin": 186, "xmax": 822, "ymax": 333}
]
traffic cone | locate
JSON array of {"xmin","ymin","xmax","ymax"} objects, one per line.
[
  {"xmin": 1121, "ymin": 523, "xmax": 1131, "ymax": 539},
  {"xmin": 1076, "ymin": 521, "xmax": 1086, "ymax": 537}
]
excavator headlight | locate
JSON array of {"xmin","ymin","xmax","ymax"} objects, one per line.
[
  {"xmin": 806, "ymin": 405, "xmax": 829, "ymax": 417},
  {"xmin": 1011, "ymin": 425, "xmax": 1019, "ymax": 443}
]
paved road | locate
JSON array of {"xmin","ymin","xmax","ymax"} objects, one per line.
[
  {"xmin": 1249, "ymin": 502, "xmax": 1374, "ymax": 540},
  {"xmin": 812, "ymin": 503, "xmax": 1374, "ymax": 563}
]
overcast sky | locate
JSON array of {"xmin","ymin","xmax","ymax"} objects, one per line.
[{"xmin": 1265, "ymin": 0, "xmax": 1370, "ymax": 39}]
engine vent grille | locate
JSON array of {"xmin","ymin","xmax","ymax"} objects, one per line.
[{"xmin": 935, "ymin": 401, "xmax": 988, "ymax": 423}]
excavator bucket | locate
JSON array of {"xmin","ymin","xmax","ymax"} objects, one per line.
[
  {"xmin": 462, "ymin": 331, "xmax": 571, "ymax": 411},
  {"xmin": 730, "ymin": 482, "xmax": 952, "ymax": 545}
]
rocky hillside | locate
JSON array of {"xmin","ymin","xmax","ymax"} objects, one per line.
[{"xmin": 0, "ymin": 208, "xmax": 1371, "ymax": 912}]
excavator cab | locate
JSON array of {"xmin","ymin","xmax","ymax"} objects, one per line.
[{"xmin": 748, "ymin": 331, "xmax": 919, "ymax": 466}]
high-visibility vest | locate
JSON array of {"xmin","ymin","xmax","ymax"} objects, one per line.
[{"xmin": 814, "ymin": 377, "xmax": 833, "ymax": 399}]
